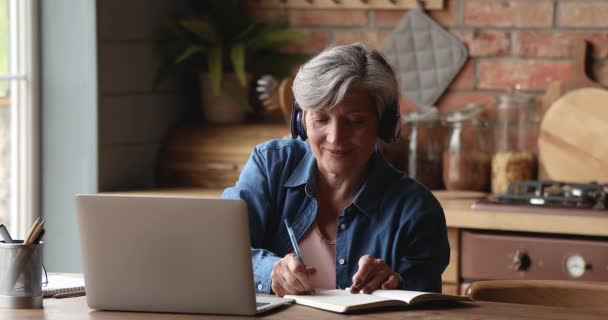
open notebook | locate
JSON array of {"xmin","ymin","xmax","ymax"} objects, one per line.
[
  {"xmin": 43, "ymin": 275, "xmax": 86, "ymax": 297},
  {"xmin": 285, "ymin": 289, "xmax": 471, "ymax": 313}
]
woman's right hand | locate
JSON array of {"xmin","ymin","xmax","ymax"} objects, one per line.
[{"xmin": 271, "ymin": 253, "xmax": 317, "ymax": 297}]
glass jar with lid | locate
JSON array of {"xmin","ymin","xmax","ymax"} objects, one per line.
[
  {"xmin": 491, "ymin": 89, "xmax": 538, "ymax": 194},
  {"xmin": 402, "ymin": 108, "xmax": 443, "ymax": 190},
  {"xmin": 441, "ymin": 104, "xmax": 491, "ymax": 191}
]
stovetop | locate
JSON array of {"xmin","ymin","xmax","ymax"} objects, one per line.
[
  {"xmin": 472, "ymin": 180, "xmax": 608, "ymax": 214},
  {"xmin": 496, "ymin": 180, "xmax": 607, "ymax": 209}
]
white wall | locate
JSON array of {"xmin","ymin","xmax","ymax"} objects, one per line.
[
  {"xmin": 41, "ymin": 0, "xmax": 98, "ymax": 272},
  {"xmin": 41, "ymin": 0, "xmax": 191, "ymax": 272}
]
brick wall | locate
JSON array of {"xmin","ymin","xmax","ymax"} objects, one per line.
[
  {"xmin": 248, "ymin": 0, "xmax": 608, "ymax": 116},
  {"xmin": 97, "ymin": 0, "xmax": 190, "ymax": 191}
]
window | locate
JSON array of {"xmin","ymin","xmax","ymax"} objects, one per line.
[{"xmin": 0, "ymin": 0, "xmax": 38, "ymax": 237}]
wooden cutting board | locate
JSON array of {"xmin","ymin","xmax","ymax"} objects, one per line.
[
  {"xmin": 538, "ymin": 39, "xmax": 604, "ymax": 179},
  {"xmin": 540, "ymin": 39, "xmax": 603, "ymax": 113},
  {"xmin": 538, "ymin": 87, "xmax": 608, "ymax": 183}
]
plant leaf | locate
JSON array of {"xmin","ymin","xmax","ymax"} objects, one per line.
[
  {"xmin": 180, "ymin": 18, "xmax": 218, "ymax": 44},
  {"xmin": 174, "ymin": 45, "xmax": 206, "ymax": 64},
  {"xmin": 235, "ymin": 23, "xmax": 260, "ymax": 41},
  {"xmin": 208, "ymin": 46, "xmax": 223, "ymax": 94},
  {"xmin": 230, "ymin": 43, "xmax": 247, "ymax": 86}
]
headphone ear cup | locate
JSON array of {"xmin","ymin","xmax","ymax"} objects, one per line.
[
  {"xmin": 290, "ymin": 101, "xmax": 307, "ymax": 140},
  {"xmin": 378, "ymin": 103, "xmax": 401, "ymax": 143}
]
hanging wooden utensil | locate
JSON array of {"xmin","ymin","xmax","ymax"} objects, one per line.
[
  {"xmin": 537, "ymin": 39, "xmax": 604, "ymax": 179},
  {"xmin": 559, "ymin": 40, "xmax": 603, "ymax": 93},
  {"xmin": 538, "ymin": 87, "xmax": 608, "ymax": 183}
]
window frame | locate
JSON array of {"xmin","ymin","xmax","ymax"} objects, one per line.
[{"xmin": 5, "ymin": 0, "xmax": 39, "ymax": 237}]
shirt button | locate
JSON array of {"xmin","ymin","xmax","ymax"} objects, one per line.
[
  {"xmin": 340, "ymin": 223, "xmax": 347, "ymax": 230},
  {"xmin": 338, "ymin": 258, "xmax": 345, "ymax": 265},
  {"xmin": 257, "ymin": 284, "xmax": 264, "ymax": 291},
  {"xmin": 346, "ymin": 207, "xmax": 352, "ymax": 213}
]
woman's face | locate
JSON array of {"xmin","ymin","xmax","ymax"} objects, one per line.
[{"xmin": 305, "ymin": 89, "xmax": 379, "ymax": 178}]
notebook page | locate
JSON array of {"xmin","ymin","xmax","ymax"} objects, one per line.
[
  {"xmin": 43, "ymin": 275, "xmax": 85, "ymax": 297},
  {"xmin": 285, "ymin": 289, "xmax": 397, "ymax": 313},
  {"xmin": 304, "ymin": 289, "xmax": 390, "ymax": 306},
  {"xmin": 370, "ymin": 289, "xmax": 430, "ymax": 303},
  {"xmin": 371, "ymin": 289, "xmax": 470, "ymax": 305}
]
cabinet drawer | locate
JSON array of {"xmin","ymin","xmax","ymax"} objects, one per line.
[{"xmin": 461, "ymin": 230, "xmax": 608, "ymax": 281}]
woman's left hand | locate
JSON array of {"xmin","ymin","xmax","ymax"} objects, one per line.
[{"xmin": 350, "ymin": 255, "xmax": 401, "ymax": 293}]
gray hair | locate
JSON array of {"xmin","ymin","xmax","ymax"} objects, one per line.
[{"xmin": 292, "ymin": 43, "xmax": 399, "ymax": 118}]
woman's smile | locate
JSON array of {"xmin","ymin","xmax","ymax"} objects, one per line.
[{"xmin": 324, "ymin": 147, "xmax": 353, "ymax": 158}]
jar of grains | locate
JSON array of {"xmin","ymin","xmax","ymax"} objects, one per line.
[
  {"xmin": 441, "ymin": 104, "xmax": 491, "ymax": 191},
  {"xmin": 401, "ymin": 108, "xmax": 443, "ymax": 190},
  {"xmin": 491, "ymin": 89, "xmax": 538, "ymax": 194}
]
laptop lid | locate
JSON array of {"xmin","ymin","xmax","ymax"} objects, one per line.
[{"xmin": 75, "ymin": 194, "xmax": 288, "ymax": 315}]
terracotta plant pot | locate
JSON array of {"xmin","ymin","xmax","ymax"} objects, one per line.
[{"xmin": 199, "ymin": 73, "xmax": 251, "ymax": 124}]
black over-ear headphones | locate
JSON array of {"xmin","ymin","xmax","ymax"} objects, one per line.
[
  {"xmin": 290, "ymin": 99, "xmax": 401, "ymax": 143},
  {"xmin": 290, "ymin": 100, "xmax": 308, "ymax": 140}
]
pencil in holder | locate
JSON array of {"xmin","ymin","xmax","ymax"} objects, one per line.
[{"xmin": 0, "ymin": 240, "xmax": 44, "ymax": 309}]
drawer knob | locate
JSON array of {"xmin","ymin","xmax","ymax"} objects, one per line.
[{"xmin": 512, "ymin": 250, "xmax": 531, "ymax": 271}]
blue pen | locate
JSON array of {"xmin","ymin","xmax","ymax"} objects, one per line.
[{"xmin": 284, "ymin": 218, "xmax": 305, "ymax": 265}]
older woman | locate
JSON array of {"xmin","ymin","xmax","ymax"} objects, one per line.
[{"xmin": 222, "ymin": 43, "xmax": 449, "ymax": 296}]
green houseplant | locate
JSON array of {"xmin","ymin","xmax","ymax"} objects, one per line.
[{"xmin": 158, "ymin": 1, "xmax": 308, "ymax": 123}]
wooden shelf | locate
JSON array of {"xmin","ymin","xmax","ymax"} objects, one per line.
[{"xmin": 158, "ymin": 124, "xmax": 289, "ymax": 189}]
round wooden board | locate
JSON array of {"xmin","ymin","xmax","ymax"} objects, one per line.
[{"xmin": 538, "ymin": 88, "xmax": 608, "ymax": 183}]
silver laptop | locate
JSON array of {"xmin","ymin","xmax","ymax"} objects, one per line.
[{"xmin": 75, "ymin": 194, "xmax": 292, "ymax": 315}]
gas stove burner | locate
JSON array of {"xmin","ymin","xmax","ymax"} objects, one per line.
[{"xmin": 496, "ymin": 180, "xmax": 607, "ymax": 209}]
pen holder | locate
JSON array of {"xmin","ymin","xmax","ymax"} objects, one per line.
[{"xmin": 0, "ymin": 240, "xmax": 43, "ymax": 309}]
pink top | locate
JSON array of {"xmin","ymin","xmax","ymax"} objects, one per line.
[{"xmin": 298, "ymin": 221, "xmax": 336, "ymax": 289}]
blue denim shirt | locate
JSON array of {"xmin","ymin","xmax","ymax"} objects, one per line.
[{"xmin": 222, "ymin": 139, "xmax": 449, "ymax": 294}]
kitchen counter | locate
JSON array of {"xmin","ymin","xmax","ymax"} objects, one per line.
[{"xmin": 439, "ymin": 197, "xmax": 608, "ymax": 238}]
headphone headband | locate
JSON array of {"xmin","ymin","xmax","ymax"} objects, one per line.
[{"xmin": 290, "ymin": 100, "xmax": 400, "ymax": 143}]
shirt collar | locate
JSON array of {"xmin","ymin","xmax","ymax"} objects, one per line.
[
  {"xmin": 284, "ymin": 145, "xmax": 398, "ymax": 217},
  {"xmin": 284, "ymin": 146, "xmax": 316, "ymax": 188}
]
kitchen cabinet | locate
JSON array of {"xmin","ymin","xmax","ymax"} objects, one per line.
[{"xmin": 444, "ymin": 200, "xmax": 608, "ymax": 294}]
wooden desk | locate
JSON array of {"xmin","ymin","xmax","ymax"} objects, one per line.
[{"xmin": 3, "ymin": 296, "xmax": 608, "ymax": 320}]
